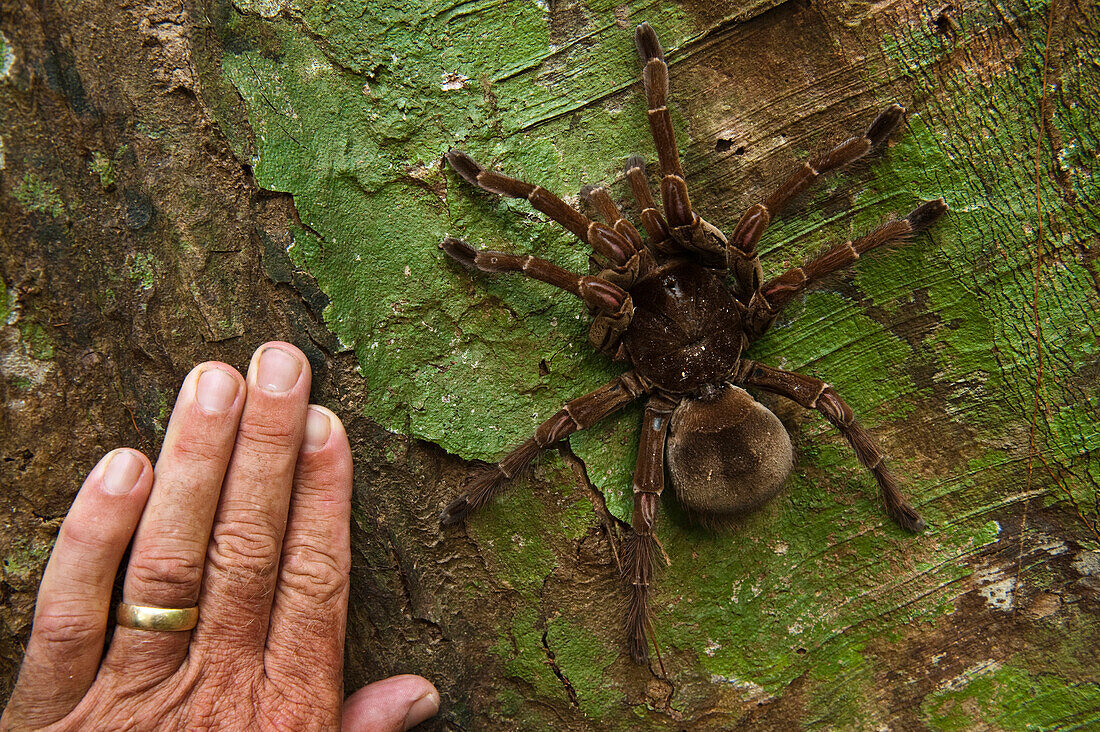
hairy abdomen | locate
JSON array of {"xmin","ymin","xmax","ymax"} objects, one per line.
[{"xmin": 667, "ymin": 385, "xmax": 793, "ymax": 521}]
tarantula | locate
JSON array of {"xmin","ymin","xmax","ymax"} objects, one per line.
[{"xmin": 439, "ymin": 22, "xmax": 944, "ymax": 663}]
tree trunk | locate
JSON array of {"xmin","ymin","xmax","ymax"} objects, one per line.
[{"xmin": 2, "ymin": 0, "xmax": 1098, "ymax": 728}]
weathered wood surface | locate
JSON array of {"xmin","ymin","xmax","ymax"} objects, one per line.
[{"xmin": 1, "ymin": 0, "xmax": 1098, "ymax": 728}]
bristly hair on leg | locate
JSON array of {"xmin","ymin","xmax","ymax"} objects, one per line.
[
  {"xmin": 907, "ymin": 198, "xmax": 947, "ymax": 232},
  {"xmin": 440, "ymin": 464, "xmax": 509, "ymax": 525},
  {"xmin": 620, "ymin": 530, "xmax": 668, "ymax": 671}
]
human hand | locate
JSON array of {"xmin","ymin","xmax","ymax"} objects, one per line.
[{"xmin": 2, "ymin": 343, "xmax": 439, "ymax": 731}]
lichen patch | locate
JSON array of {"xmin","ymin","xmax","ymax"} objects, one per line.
[
  {"xmin": 1072, "ymin": 549, "xmax": 1100, "ymax": 577},
  {"xmin": 0, "ymin": 31, "xmax": 14, "ymax": 79},
  {"xmin": 978, "ymin": 576, "xmax": 1016, "ymax": 611},
  {"xmin": 709, "ymin": 674, "xmax": 773, "ymax": 703},
  {"xmin": 938, "ymin": 659, "xmax": 1003, "ymax": 693},
  {"xmin": 440, "ymin": 71, "xmax": 469, "ymax": 91},
  {"xmin": 973, "ymin": 565, "xmax": 1016, "ymax": 611}
]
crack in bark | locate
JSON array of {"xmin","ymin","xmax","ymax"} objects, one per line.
[
  {"xmin": 557, "ymin": 442, "xmax": 628, "ymax": 572},
  {"xmin": 383, "ymin": 531, "xmax": 446, "ymax": 642},
  {"xmin": 282, "ymin": 191, "xmax": 326, "ymax": 243},
  {"xmin": 540, "ymin": 630, "xmax": 580, "ymax": 710}
]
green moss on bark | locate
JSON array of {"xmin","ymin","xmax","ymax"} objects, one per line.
[{"xmin": 922, "ymin": 664, "xmax": 1100, "ymax": 731}]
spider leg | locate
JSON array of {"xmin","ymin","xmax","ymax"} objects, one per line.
[
  {"xmin": 445, "ymin": 150, "xmax": 643, "ymax": 282},
  {"xmin": 635, "ymin": 24, "xmax": 691, "ymax": 229},
  {"xmin": 734, "ymin": 360, "xmax": 925, "ymax": 532},
  {"xmin": 440, "ymin": 237, "xmax": 631, "ymax": 318},
  {"xmin": 622, "ymin": 394, "xmax": 677, "ymax": 664},
  {"xmin": 728, "ymin": 105, "xmax": 908, "ymax": 302},
  {"xmin": 634, "ymin": 24, "xmax": 726, "ymax": 266},
  {"xmin": 744, "ymin": 199, "xmax": 946, "ymax": 338},
  {"xmin": 440, "ymin": 372, "xmax": 649, "ymax": 525},
  {"xmin": 441, "ymin": 236, "xmax": 635, "ymax": 353}
]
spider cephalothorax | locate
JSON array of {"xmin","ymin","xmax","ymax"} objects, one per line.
[{"xmin": 439, "ymin": 22, "xmax": 945, "ymax": 663}]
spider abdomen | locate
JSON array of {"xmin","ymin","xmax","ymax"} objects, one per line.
[
  {"xmin": 622, "ymin": 261, "xmax": 743, "ymax": 393},
  {"xmin": 666, "ymin": 385, "xmax": 793, "ymax": 521}
]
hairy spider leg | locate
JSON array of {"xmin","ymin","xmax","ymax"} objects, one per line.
[
  {"xmin": 727, "ymin": 105, "xmax": 908, "ymax": 303},
  {"xmin": 440, "ymin": 372, "xmax": 649, "ymax": 525},
  {"xmin": 445, "ymin": 151, "xmax": 644, "ymax": 284},
  {"xmin": 439, "ymin": 237, "xmax": 632, "ymax": 318},
  {"xmin": 635, "ymin": 23, "xmax": 691, "ymax": 229},
  {"xmin": 743, "ymin": 198, "xmax": 947, "ymax": 339},
  {"xmin": 622, "ymin": 394, "xmax": 677, "ymax": 664},
  {"xmin": 634, "ymin": 24, "xmax": 726, "ymax": 267},
  {"xmin": 734, "ymin": 360, "xmax": 926, "ymax": 532}
]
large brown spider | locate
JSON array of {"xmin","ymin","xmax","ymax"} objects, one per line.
[{"xmin": 439, "ymin": 22, "xmax": 945, "ymax": 664}]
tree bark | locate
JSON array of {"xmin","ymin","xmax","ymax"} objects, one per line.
[{"xmin": 2, "ymin": 0, "xmax": 1098, "ymax": 729}]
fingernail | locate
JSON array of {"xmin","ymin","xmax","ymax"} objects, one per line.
[
  {"xmin": 257, "ymin": 347, "xmax": 302, "ymax": 393},
  {"xmin": 302, "ymin": 406, "xmax": 332, "ymax": 452},
  {"xmin": 404, "ymin": 690, "xmax": 440, "ymax": 730},
  {"xmin": 103, "ymin": 450, "xmax": 143, "ymax": 496},
  {"xmin": 195, "ymin": 368, "xmax": 238, "ymax": 412}
]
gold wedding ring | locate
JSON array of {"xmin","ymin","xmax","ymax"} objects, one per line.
[{"xmin": 116, "ymin": 603, "xmax": 199, "ymax": 632}]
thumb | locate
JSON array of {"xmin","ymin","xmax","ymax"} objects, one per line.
[{"xmin": 341, "ymin": 674, "xmax": 440, "ymax": 731}]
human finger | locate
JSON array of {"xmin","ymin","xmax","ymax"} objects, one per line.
[
  {"xmin": 103, "ymin": 363, "xmax": 245, "ymax": 678},
  {"xmin": 2, "ymin": 449, "xmax": 153, "ymax": 729},
  {"xmin": 265, "ymin": 406, "xmax": 351, "ymax": 691},
  {"xmin": 196, "ymin": 342, "xmax": 311, "ymax": 650},
  {"xmin": 341, "ymin": 675, "xmax": 441, "ymax": 732}
]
